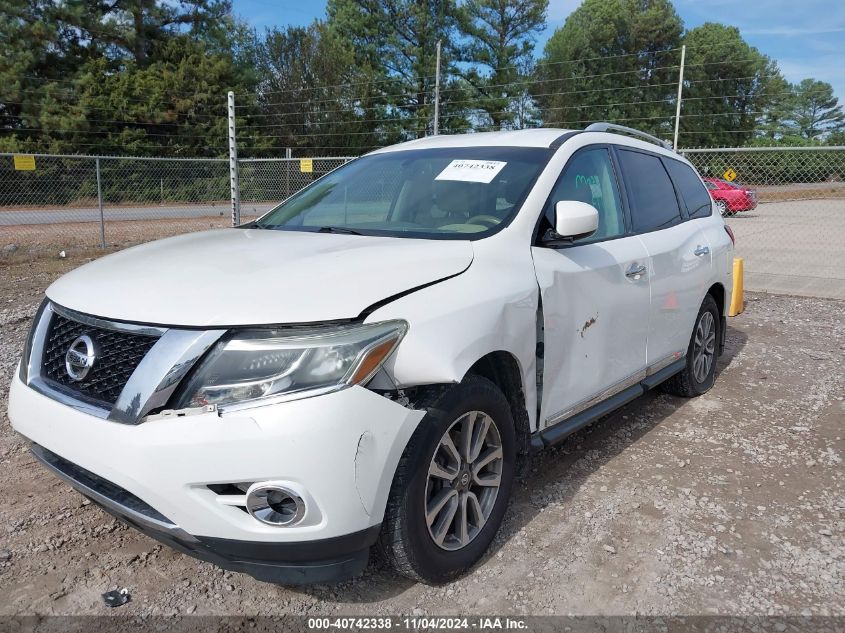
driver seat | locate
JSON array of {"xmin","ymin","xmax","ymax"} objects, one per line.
[{"xmin": 430, "ymin": 180, "xmax": 480, "ymax": 226}]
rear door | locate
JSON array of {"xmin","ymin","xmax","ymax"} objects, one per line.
[
  {"xmin": 532, "ymin": 146, "xmax": 651, "ymax": 427},
  {"xmin": 615, "ymin": 148, "xmax": 713, "ymax": 370},
  {"xmin": 665, "ymin": 159, "xmax": 734, "ymax": 305}
]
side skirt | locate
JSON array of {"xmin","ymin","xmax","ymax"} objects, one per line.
[{"xmin": 530, "ymin": 358, "xmax": 686, "ymax": 452}]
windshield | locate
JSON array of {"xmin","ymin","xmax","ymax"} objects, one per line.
[{"xmin": 254, "ymin": 146, "xmax": 551, "ymax": 239}]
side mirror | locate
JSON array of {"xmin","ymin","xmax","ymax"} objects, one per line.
[{"xmin": 542, "ymin": 200, "xmax": 599, "ymax": 244}]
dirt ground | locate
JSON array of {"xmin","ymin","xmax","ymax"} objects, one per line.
[
  {"xmin": 0, "ymin": 255, "xmax": 842, "ymax": 618},
  {"xmin": 0, "ymin": 216, "xmax": 232, "ymax": 259}
]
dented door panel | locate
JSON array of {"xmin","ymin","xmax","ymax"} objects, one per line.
[{"xmin": 531, "ymin": 237, "xmax": 650, "ymax": 428}]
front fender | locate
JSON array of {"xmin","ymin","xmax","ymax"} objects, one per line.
[{"xmin": 365, "ymin": 240, "xmax": 540, "ymax": 431}]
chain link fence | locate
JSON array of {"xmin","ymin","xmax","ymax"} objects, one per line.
[
  {"xmin": 0, "ymin": 154, "xmax": 231, "ymax": 254},
  {"xmin": 0, "ymin": 153, "xmax": 353, "ymax": 256},
  {"xmin": 238, "ymin": 157, "xmax": 353, "ymax": 222},
  {"xmin": 1, "ymin": 148, "xmax": 843, "ymax": 298},
  {"xmin": 684, "ymin": 146, "xmax": 845, "ymax": 298}
]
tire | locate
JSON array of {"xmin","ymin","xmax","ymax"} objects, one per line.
[
  {"xmin": 663, "ymin": 294, "xmax": 720, "ymax": 398},
  {"xmin": 716, "ymin": 200, "xmax": 731, "ymax": 217},
  {"xmin": 378, "ymin": 375, "xmax": 516, "ymax": 584}
]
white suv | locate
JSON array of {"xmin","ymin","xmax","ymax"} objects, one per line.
[{"xmin": 10, "ymin": 124, "xmax": 734, "ymax": 585}]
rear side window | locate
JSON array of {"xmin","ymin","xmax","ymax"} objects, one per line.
[
  {"xmin": 617, "ymin": 149, "xmax": 682, "ymax": 233},
  {"xmin": 664, "ymin": 158, "xmax": 712, "ymax": 219}
]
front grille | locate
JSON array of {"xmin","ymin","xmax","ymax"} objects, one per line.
[{"xmin": 41, "ymin": 312, "xmax": 159, "ymax": 406}]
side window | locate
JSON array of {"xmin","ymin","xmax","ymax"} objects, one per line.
[
  {"xmin": 543, "ymin": 148, "xmax": 625, "ymax": 242},
  {"xmin": 664, "ymin": 158, "xmax": 713, "ymax": 219},
  {"xmin": 617, "ymin": 149, "xmax": 682, "ymax": 233}
]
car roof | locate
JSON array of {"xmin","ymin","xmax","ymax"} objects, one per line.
[
  {"xmin": 369, "ymin": 128, "xmax": 685, "ymax": 162},
  {"xmin": 368, "ymin": 129, "xmax": 575, "ymax": 154}
]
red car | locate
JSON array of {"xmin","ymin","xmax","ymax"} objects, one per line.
[{"xmin": 703, "ymin": 177, "xmax": 758, "ymax": 216}]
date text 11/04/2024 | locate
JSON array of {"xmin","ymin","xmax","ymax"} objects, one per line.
[{"xmin": 307, "ymin": 617, "xmax": 529, "ymax": 630}]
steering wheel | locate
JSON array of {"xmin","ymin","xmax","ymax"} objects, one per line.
[{"xmin": 466, "ymin": 214, "xmax": 502, "ymax": 227}]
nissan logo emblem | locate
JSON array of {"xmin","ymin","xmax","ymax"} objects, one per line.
[{"xmin": 65, "ymin": 334, "xmax": 96, "ymax": 381}]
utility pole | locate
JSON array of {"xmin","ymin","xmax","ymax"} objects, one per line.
[
  {"xmin": 433, "ymin": 39, "xmax": 441, "ymax": 136},
  {"xmin": 673, "ymin": 45, "xmax": 686, "ymax": 151},
  {"xmin": 227, "ymin": 90, "xmax": 240, "ymax": 226}
]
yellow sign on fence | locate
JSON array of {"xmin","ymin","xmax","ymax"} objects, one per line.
[
  {"xmin": 300, "ymin": 158, "xmax": 313, "ymax": 173},
  {"xmin": 723, "ymin": 167, "xmax": 737, "ymax": 182},
  {"xmin": 13, "ymin": 154, "xmax": 36, "ymax": 171}
]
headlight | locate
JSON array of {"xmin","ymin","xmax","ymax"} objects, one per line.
[{"xmin": 173, "ymin": 320, "xmax": 407, "ymax": 409}]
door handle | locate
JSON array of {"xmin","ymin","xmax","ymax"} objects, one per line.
[
  {"xmin": 625, "ymin": 263, "xmax": 647, "ymax": 279},
  {"xmin": 694, "ymin": 245, "xmax": 710, "ymax": 257}
]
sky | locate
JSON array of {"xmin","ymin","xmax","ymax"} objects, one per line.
[{"xmin": 230, "ymin": 0, "xmax": 845, "ymax": 99}]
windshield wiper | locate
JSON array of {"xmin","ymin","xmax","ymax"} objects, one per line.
[{"xmin": 316, "ymin": 226, "xmax": 363, "ymax": 235}]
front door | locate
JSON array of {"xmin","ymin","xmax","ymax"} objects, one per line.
[{"xmin": 531, "ymin": 146, "xmax": 651, "ymax": 428}]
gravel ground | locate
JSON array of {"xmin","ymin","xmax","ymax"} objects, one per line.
[
  {"xmin": 0, "ymin": 216, "xmax": 231, "ymax": 259},
  {"xmin": 0, "ymin": 255, "xmax": 843, "ymax": 617}
]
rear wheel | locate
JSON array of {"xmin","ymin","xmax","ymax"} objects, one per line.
[
  {"xmin": 663, "ymin": 295, "xmax": 720, "ymax": 397},
  {"xmin": 378, "ymin": 375, "xmax": 515, "ymax": 584},
  {"xmin": 716, "ymin": 200, "xmax": 731, "ymax": 217}
]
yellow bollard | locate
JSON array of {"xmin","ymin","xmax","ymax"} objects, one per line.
[{"xmin": 729, "ymin": 257, "xmax": 744, "ymax": 316}]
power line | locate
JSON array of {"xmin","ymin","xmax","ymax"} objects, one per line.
[
  {"xmin": 0, "ymin": 139, "xmax": 225, "ymax": 154},
  {"xmin": 243, "ymin": 46, "xmax": 689, "ymax": 100},
  {"xmin": 237, "ymin": 81, "xmax": 801, "ymax": 130},
  {"xmin": 0, "ymin": 110, "xmax": 224, "ymax": 129},
  {"xmin": 3, "ymin": 84, "xmax": 233, "ymax": 109},
  {"xmin": 247, "ymin": 59, "xmax": 776, "ymax": 112},
  {"xmin": 0, "ymin": 127, "xmax": 226, "ymax": 141},
  {"xmin": 0, "ymin": 99, "xmax": 225, "ymax": 121},
  {"xmin": 235, "ymin": 74, "xmax": 769, "ymax": 122}
]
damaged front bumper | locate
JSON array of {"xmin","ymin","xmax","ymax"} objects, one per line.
[{"xmin": 9, "ymin": 375, "xmax": 425, "ymax": 584}]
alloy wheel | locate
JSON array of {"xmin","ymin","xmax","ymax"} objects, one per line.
[
  {"xmin": 425, "ymin": 411, "xmax": 503, "ymax": 551},
  {"xmin": 692, "ymin": 311, "xmax": 716, "ymax": 383}
]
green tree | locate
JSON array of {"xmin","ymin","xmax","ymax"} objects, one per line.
[
  {"xmin": 0, "ymin": 0, "xmax": 258, "ymax": 156},
  {"xmin": 786, "ymin": 79, "xmax": 845, "ymax": 140},
  {"xmin": 457, "ymin": 0, "xmax": 548, "ymax": 130},
  {"xmin": 327, "ymin": 0, "xmax": 467, "ymax": 138},
  {"xmin": 679, "ymin": 23, "xmax": 777, "ymax": 147},
  {"xmin": 49, "ymin": 0, "xmax": 232, "ymax": 67},
  {"xmin": 533, "ymin": 0, "xmax": 683, "ymax": 138},
  {"xmin": 69, "ymin": 38, "xmax": 248, "ymax": 156},
  {"xmin": 251, "ymin": 21, "xmax": 389, "ymax": 155},
  {"xmin": 826, "ymin": 129, "xmax": 845, "ymax": 146},
  {"xmin": 756, "ymin": 73, "xmax": 794, "ymax": 140},
  {"xmin": 0, "ymin": 1, "xmax": 76, "ymax": 151}
]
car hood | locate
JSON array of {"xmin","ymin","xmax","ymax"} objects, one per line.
[{"xmin": 46, "ymin": 229, "xmax": 474, "ymax": 327}]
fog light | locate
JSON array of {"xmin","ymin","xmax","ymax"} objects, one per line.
[{"xmin": 245, "ymin": 483, "xmax": 306, "ymax": 526}]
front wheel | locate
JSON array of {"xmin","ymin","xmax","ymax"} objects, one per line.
[
  {"xmin": 663, "ymin": 295, "xmax": 720, "ymax": 397},
  {"xmin": 716, "ymin": 200, "xmax": 731, "ymax": 217},
  {"xmin": 378, "ymin": 375, "xmax": 515, "ymax": 584}
]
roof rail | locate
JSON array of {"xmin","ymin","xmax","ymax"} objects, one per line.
[{"xmin": 585, "ymin": 122, "xmax": 674, "ymax": 151}]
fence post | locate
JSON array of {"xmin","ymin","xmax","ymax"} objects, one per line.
[
  {"xmin": 95, "ymin": 157, "xmax": 106, "ymax": 248},
  {"xmin": 433, "ymin": 39, "xmax": 441, "ymax": 136},
  {"xmin": 227, "ymin": 90, "xmax": 241, "ymax": 226},
  {"xmin": 285, "ymin": 147, "xmax": 292, "ymax": 198},
  {"xmin": 673, "ymin": 44, "xmax": 686, "ymax": 151}
]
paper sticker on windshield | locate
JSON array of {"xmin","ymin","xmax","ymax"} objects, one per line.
[{"xmin": 435, "ymin": 160, "xmax": 507, "ymax": 184}]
